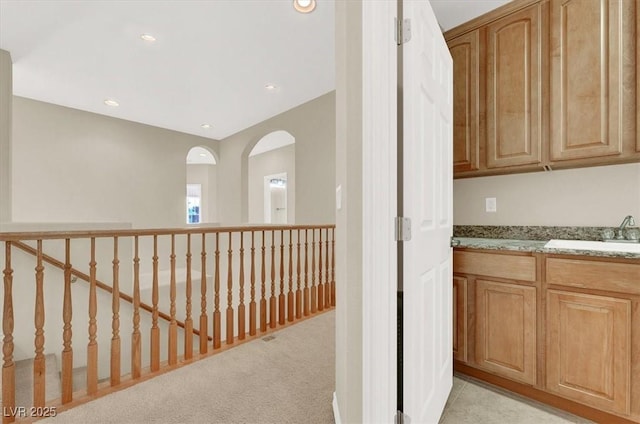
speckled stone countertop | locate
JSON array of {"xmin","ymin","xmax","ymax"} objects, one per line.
[
  {"xmin": 453, "ymin": 225, "xmax": 614, "ymax": 241},
  {"xmin": 453, "ymin": 226, "xmax": 640, "ymax": 260}
]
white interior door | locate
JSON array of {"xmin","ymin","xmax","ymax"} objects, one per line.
[{"xmin": 402, "ymin": 0, "xmax": 454, "ymax": 422}]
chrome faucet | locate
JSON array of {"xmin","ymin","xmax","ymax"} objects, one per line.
[{"xmin": 616, "ymin": 215, "xmax": 636, "ymax": 239}]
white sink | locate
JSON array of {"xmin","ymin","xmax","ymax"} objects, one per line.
[{"xmin": 544, "ymin": 239, "xmax": 640, "ymax": 254}]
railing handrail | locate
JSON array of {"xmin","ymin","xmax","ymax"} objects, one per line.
[
  {"xmin": 0, "ymin": 224, "xmax": 336, "ymax": 241},
  {"xmin": 1, "ymin": 224, "xmax": 336, "ymax": 422},
  {"xmin": 10, "ymin": 240, "xmax": 213, "ymax": 341}
]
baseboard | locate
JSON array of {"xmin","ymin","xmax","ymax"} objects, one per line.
[{"xmin": 333, "ymin": 391, "xmax": 341, "ymax": 424}]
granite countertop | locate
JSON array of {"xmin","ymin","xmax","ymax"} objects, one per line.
[{"xmin": 453, "ymin": 226, "xmax": 640, "ymax": 260}]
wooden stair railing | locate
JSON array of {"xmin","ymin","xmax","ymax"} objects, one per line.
[
  {"xmin": 0, "ymin": 224, "xmax": 335, "ymax": 423},
  {"xmin": 11, "ymin": 241, "xmax": 210, "ymax": 341}
]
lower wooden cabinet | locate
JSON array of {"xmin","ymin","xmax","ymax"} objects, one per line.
[
  {"xmin": 453, "ymin": 276, "xmax": 468, "ymax": 363},
  {"xmin": 546, "ymin": 289, "xmax": 632, "ymax": 415},
  {"xmin": 453, "ymin": 248, "xmax": 640, "ymax": 422},
  {"xmin": 475, "ymin": 279, "xmax": 537, "ymax": 385}
]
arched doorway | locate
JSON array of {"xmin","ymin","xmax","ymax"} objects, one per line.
[
  {"xmin": 248, "ymin": 130, "xmax": 295, "ymax": 224},
  {"xmin": 186, "ymin": 146, "xmax": 217, "ymax": 224}
]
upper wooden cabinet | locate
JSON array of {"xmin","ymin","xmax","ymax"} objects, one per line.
[
  {"xmin": 449, "ymin": 31, "xmax": 481, "ymax": 173},
  {"xmin": 549, "ymin": 0, "xmax": 636, "ymax": 162},
  {"xmin": 446, "ymin": 0, "xmax": 638, "ymax": 178},
  {"xmin": 486, "ymin": 4, "xmax": 544, "ymax": 168}
]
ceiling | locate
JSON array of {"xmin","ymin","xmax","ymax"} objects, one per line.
[
  {"xmin": 0, "ymin": 0, "xmax": 510, "ymax": 141},
  {"xmin": 429, "ymin": 0, "xmax": 512, "ymax": 31}
]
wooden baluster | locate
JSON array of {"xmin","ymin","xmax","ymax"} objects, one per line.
[
  {"xmin": 270, "ymin": 230, "xmax": 276, "ymax": 328},
  {"xmin": 295, "ymin": 230, "xmax": 302, "ymax": 319},
  {"xmin": 168, "ymin": 235, "xmax": 178, "ymax": 365},
  {"xmin": 311, "ymin": 230, "xmax": 317, "ymax": 313},
  {"xmin": 287, "ymin": 230, "xmax": 294, "ymax": 322},
  {"xmin": 304, "ymin": 230, "xmax": 309, "ymax": 316},
  {"xmin": 33, "ymin": 240, "xmax": 46, "ymax": 407},
  {"xmin": 260, "ymin": 231, "xmax": 267, "ymax": 332},
  {"xmin": 151, "ymin": 235, "xmax": 160, "ymax": 371},
  {"xmin": 184, "ymin": 234, "xmax": 193, "ymax": 359},
  {"xmin": 238, "ymin": 232, "xmax": 246, "ymax": 340},
  {"xmin": 226, "ymin": 232, "xmax": 234, "ymax": 344},
  {"xmin": 279, "ymin": 230, "xmax": 285, "ymax": 325},
  {"xmin": 132, "ymin": 236, "xmax": 141, "ymax": 379},
  {"xmin": 3, "ymin": 241, "xmax": 15, "ymax": 424},
  {"xmin": 318, "ymin": 229, "xmax": 324, "ymax": 312},
  {"xmin": 199, "ymin": 234, "xmax": 208, "ymax": 353},
  {"xmin": 249, "ymin": 231, "xmax": 257, "ymax": 336},
  {"xmin": 110, "ymin": 237, "xmax": 121, "ymax": 386},
  {"xmin": 87, "ymin": 237, "xmax": 98, "ymax": 394},
  {"xmin": 213, "ymin": 233, "xmax": 221, "ymax": 349},
  {"xmin": 325, "ymin": 228, "xmax": 330, "ymax": 308},
  {"xmin": 61, "ymin": 239, "xmax": 73, "ymax": 403},
  {"xmin": 331, "ymin": 228, "xmax": 336, "ymax": 307}
]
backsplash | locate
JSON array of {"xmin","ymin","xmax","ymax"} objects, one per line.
[
  {"xmin": 453, "ymin": 225, "xmax": 622, "ymax": 241},
  {"xmin": 452, "ymin": 163, "xmax": 640, "ymax": 227}
]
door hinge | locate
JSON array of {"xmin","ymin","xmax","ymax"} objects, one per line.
[
  {"xmin": 451, "ymin": 237, "xmax": 461, "ymax": 248},
  {"xmin": 395, "ymin": 217, "xmax": 412, "ymax": 242},
  {"xmin": 395, "ymin": 410, "xmax": 409, "ymax": 424},
  {"xmin": 395, "ymin": 18, "xmax": 412, "ymax": 45}
]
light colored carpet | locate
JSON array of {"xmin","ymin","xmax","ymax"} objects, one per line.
[{"xmin": 41, "ymin": 311, "xmax": 336, "ymax": 424}]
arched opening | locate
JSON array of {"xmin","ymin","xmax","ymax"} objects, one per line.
[
  {"xmin": 248, "ymin": 130, "xmax": 295, "ymax": 224},
  {"xmin": 186, "ymin": 146, "xmax": 218, "ymax": 224}
]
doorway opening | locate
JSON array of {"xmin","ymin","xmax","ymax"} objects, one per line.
[
  {"xmin": 186, "ymin": 146, "xmax": 217, "ymax": 224},
  {"xmin": 263, "ymin": 172, "xmax": 288, "ymax": 224},
  {"xmin": 248, "ymin": 130, "xmax": 295, "ymax": 223}
]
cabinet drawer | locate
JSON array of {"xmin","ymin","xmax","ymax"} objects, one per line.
[
  {"xmin": 546, "ymin": 258, "xmax": 640, "ymax": 295},
  {"xmin": 454, "ymin": 251, "xmax": 537, "ymax": 282}
]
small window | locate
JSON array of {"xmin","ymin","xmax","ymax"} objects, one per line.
[{"xmin": 186, "ymin": 184, "xmax": 202, "ymax": 224}]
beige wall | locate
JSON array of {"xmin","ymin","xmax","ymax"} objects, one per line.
[
  {"xmin": 248, "ymin": 144, "xmax": 295, "ymax": 224},
  {"xmin": 186, "ymin": 164, "xmax": 218, "ymax": 223},
  {"xmin": 0, "ymin": 50, "xmax": 12, "ymax": 223},
  {"xmin": 217, "ymin": 91, "xmax": 335, "ymax": 225},
  {"xmin": 12, "ymin": 96, "xmax": 219, "ymax": 228},
  {"xmin": 453, "ymin": 163, "xmax": 640, "ymax": 226}
]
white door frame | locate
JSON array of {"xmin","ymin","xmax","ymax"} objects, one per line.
[
  {"xmin": 361, "ymin": 0, "xmax": 398, "ymax": 422},
  {"xmin": 334, "ymin": 0, "xmax": 398, "ymax": 421},
  {"xmin": 337, "ymin": 1, "xmax": 438, "ymax": 422}
]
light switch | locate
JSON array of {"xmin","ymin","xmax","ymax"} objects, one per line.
[
  {"xmin": 336, "ymin": 185, "xmax": 342, "ymax": 210},
  {"xmin": 485, "ymin": 197, "xmax": 497, "ymax": 213}
]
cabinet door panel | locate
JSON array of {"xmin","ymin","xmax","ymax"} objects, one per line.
[
  {"xmin": 453, "ymin": 276, "xmax": 468, "ymax": 362},
  {"xmin": 449, "ymin": 31, "xmax": 480, "ymax": 173},
  {"xmin": 486, "ymin": 4, "xmax": 542, "ymax": 168},
  {"xmin": 476, "ymin": 279, "xmax": 536, "ymax": 385},
  {"xmin": 550, "ymin": 0, "xmax": 631, "ymax": 161},
  {"xmin": 546, "ymin": 290, "xmax": 631, "ymax": 415}
]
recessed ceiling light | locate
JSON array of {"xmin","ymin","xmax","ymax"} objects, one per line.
[
  {"xmin": 199, "ymin": 153, "xmax": 207, "ymax": 157},
  {"xmin": 265, "ymin": 84, "xmax": 277, "ymax": 91},
  {"xmin": 140, "ymin": 34, "xmax": 156, "ymax": 42},
  {"xmin": 293, "ymin": 0, "xmax": 316, "ymax": 13},
  {"xmin": 201, "ymin": 124, "xmax": 212, "ymax": 129},
  {"xmin": 104, "ymin": 99, "xmax": 119, "ymax": 107}
]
